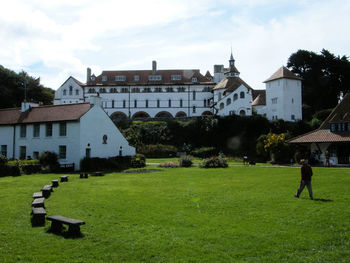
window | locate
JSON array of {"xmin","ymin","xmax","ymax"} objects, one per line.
[
  {"xmin": 177, "ymin": 87, "xmax": 186, "ymax": 92},
  {"xmin": 220, "ymin": 103, "xmax": 224, "ymax": 110},
  {"xmin": 218, "ymin": 92, "xmax": 222, "ymax": 100},
  {"xmin": 91, "ymin": 76, "xmax": 96, "ymax": 81},
  {"xmin": 191, "ymin": 77, "xmax": 198, "ymax": 83},
  {"xmin": 171, "ymin": 75, "xmax": 182, "ymax": 81},
  {"xmin": 134, "ymin": 100, "xmax": 137, "ymax": 108},
  {"xmin": 1, "ymin": 145, "xmax": 7, "ymax": 157},
  {"xmin": 69, "ymin": 86, "xmax": 73, "ymax": 95},
  {"xmin": 193, "ymin": 91, "xmax": 196, "ymax": 100},
  {"xmin": 180, "ymin": 99, "xmax": 183, "ymax": 108},
  {"xmin": 166, "ymin": 87, "xmax": 174, "ymax": 92},
  {"xmin": 46, "ymin": 123, "xmax": 52, "ymax": 137},
  {"xmin": 204, "ymin": 99, "xmax": 207, "ymax": 107},
  {"xmin": 272, "ymin": 98, "xmax": 278, "ymax": 104},
  {"xmin": 110, "ymin": 88, "xmax": 117, "ymax": 93},
  {"xmin": 33, "ymin": 124, "xmax": 40, "ymax": 137},
  {"xmin": 134, "ymin": 75, "xmax": 140, "ymax": 82},
  {"xmin": 20, "ymin": 125, "xmax": 26, "ymax": 138},
  {"xmin": 292, "ymin": 98, "xmax": 294, "ymax": 104},
  {"xmin": 86, "ymin": 148, "xmax": 91, "ymax": 158},
  {"xmin": 143, "ymin": 87, "xmax": 151, "ymax": 93},
  {"xmin": 202, "ymin": 87, "xmax": 211, "ymax": 92},
  {"xmin": 20, "ymin": 146, "xmax": 26, "ymax": 160},
  {"xmin": 291, "ymin": 114, "xmax": 295, "ymax": 120},
  {"xmin": 227, "ymin": 98, "xmax": 231, "ymax": 106},
  {"xmin": 103, "ymin": 135, "xmax": 108, "ymax": 144},
  {"xmin": 146, "ymin": 100, "xmax": 149, "ymax": 108},
  {"xmin": 63, "ymin": 90, "xmax": 67, "ymax": 96},
  {"xmin": 123, "ymin": 100, "xmax": 126, "ymax": 108},
  {"xmin": 59, "ymin": 145, "xmax": 66, "ymax": 159},
  {"xmin": 131, "ymin": 88, "xmax": 140, "ymax": 93},
  {"xmin": 121, "ymin": 88, "xmax": 128, "ymax": 93},
  {"xmin": 88, "ymin": 88, "xmax": 96, "ymax": 93},
  {"xmin": 33, "ymin": 151, "xmax": 39, "ymax": 159},
  {"xmin": 330, "ymin": 124, "xmax": 336, "ymax": 132},
  {"xmin": 59, "ymin": 122, "xmax": 67, "ymax": 136},
  {"xmin": 75, "ymin": 89, "xmax": 79, "ymax": 96},
  {"xmin": 155, "ymin": 87, "xmax": 162, "ymax": 92},
  {"xmin": 240, "ymin": 92, "xmax": 245, "ymax": 99},
  {"xmin": 193, "ymin": 106, "xmax": 196, "ymax": 113},
  {"xmin": 239, "ymin": 110, "xmax": 246, "ymax": 116},
  {"xmin": 112, "ymin": 100, "xmax": 115, "ymax": 108},
  {"xmin": 169, "ymin": 99, "xmax": 171, "ymax": 107},
  {"xmin": 102, "ymin": 75, "xmax": 108, "ymax": 82},
  {"xmin": 348, "ymin": 123, "xmax": 350, "ymax": 131},
  {"xmin": 148, "ymin": 75, "xmax": 162, "ymax": 81},
  {"xmin": 233, "ymin": 94, "xmax": 238, "ymax": 100},
  {"xmin": 99, "ymin": 88, "xmax": 106, "ymax": 93},
  {"xmin": 157, "ymin": 99, "xmax": 160, "ymax": 108}
]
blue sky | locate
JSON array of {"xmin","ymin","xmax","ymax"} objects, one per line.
[{"xmin": 0, "ymin": 0, "xmax": 349, "ymax": 90}]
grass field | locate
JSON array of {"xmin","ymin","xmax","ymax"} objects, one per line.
[{"xmin": 0, "ymin": 165, "xmax": 349, "ymax": 262}]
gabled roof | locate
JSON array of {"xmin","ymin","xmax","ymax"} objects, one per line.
[
  {"xmin": 264, "ymin": 66, "xmax": 303, "ymax": 83},
  {"xmin": 213, "ymin": 77, "xmax": 253, "ymax": 92},
  {"xmin": 0, "ymin": 103, "xmax": 91, "ymax": 125},
  {"xmin": 251, "ymin": 90, "xmax": 266, "ymax": 106},
  {"xmin": 224, "ymin": 65, "xmax": 240, "ymax": 75},
  {"xmin": 288, "ymin": 93, "xmax": 350, "ymax": 144},
  {"xmin": 59, "ymin": 76, "xmax": 84, "ymax": 89},
  {"xmin": 205, "ymin": 70, "xmax": 213, "ymax": 78},
  {"xmin": 87, "ymin": 69, "xmax": 214, "ymax": 86}
]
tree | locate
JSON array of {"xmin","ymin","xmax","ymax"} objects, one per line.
[
  {"xmin": 287, "ymin": 49, "xmax": 350, "ymax": 120},
  {"xmin": 0, "ymin": 65, "xmax": 54, "ymax": 109}
]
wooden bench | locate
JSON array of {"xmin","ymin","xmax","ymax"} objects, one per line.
[
  {"xmin": 92, "ymin": 171, "xmax": 104, "ymax": 176},
  {"xmin": 60, "ymin": 176, "xmax": 68, "ymax": 182},
  {"xmin": 31, "ymin": 207, "xmax": 46, "ymax": 226},
  {"xmin": 33, "ymin": 192, "xmax": 43, "ymax": 199},
  {"xmin": 47, "ymin": 215, "xmax": 85, "ymax": 235},
  {"xmin": 32, "ymin": 197, "xmax": 45, "ymax": 208},
  {"xmin": 59, "ymin": 163, "xmax": 75, "ymax": 172},
  {"xmin": 52, "ymin": 179, "xmax": 59, "ymax": 188},
  {"xmin": 80, "ymin": 173, "xmax": 88, "ymax": 179}
]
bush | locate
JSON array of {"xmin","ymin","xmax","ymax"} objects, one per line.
[
  {"xmin": 138, "ymin": 144, "xmax": 177, "ymax": 158},
  {"xmin": 80, "ymin": 156, "xmax": 139, "ymax": 172},
  {"xmin": 158, "ymin": 162, "xmax": 179, "ymax": 168},
  {"xmin": 7, "ymin": 165, "xmax": 21, "ymax": 177},
  {"xmin": 191, "ymin": 147, "xmax": 217, "ymax": 158},
  {"xmin": 179, "ymin": 155, "xmax": 193, "ymax": 167},
  {"xmin": 21, "ymin": 164, "xmax": 42, "ymax": 174},
  {"xmin": 131, "ymin": 154, "xmax": 146, "ymax": 168},
  {"xmin": 39, "ymin": 152, "xmax": 59, "ymax": 172},
  {"xmin": 199, "ymin": 156, "xmax": 228, "ymax": 168},
  {"xmin": 0, "ymin": 154, "xmax": 8, "ymax": 167}
]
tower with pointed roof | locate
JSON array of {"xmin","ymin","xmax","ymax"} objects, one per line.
[{"xmin": 264, "ymin": 66, "xmax": 302, "ymax": 121}]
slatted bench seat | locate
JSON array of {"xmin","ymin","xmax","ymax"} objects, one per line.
[
  {"xmin": 52, "ymin": 179, "xmax": 59, "ymax": 187},
  {"xmin": 31, "ymin": 207, "xmax": 46, "ymax": 226},
  {"xmin": 60, "ymin": 176, "xmax": 68, "ymax": 182},
  {"xmin": 33, "ymin": 192, "xmax": 43, "ymax": 199},
  {"xmin": 47, "ymin": 215, "xmax": 85, "ymax": 235},
  {"xmin": 32, "ymin": 197, "xmax": 45, "ymax": 208}
]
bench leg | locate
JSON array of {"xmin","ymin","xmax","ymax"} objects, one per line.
[
  {"xmin": 50, "ymin": 221, "xmax": 63, "ymax": 233},
  {"xmin": 68, "ymin": 225, "xmax": 81, "ymax": 235}
]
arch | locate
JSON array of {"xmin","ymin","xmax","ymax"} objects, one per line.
[
  {"xmin": 132, "ymin": 111, "xmax": 150, "ymax": 120},
  {"xmin": 239, "ymin": 110, "xmax": 246, "ymax": 116},
  {"xmin": 240, "ymin": 91, "xmax": 245, "ymax": 99},
  {"xmin": 175, "ymin": 111, "xmax": 187, "ymax": 118},
  {"xmin": 226, "ymin": 98, "xmax": 231, "ymax": 106},
  {"xmin": 155, "ymin": 111, "xmax": 173, "ymax": 118},
  {"xmin": 220, "ymin": 102, "xmax": 224, "ymax": 110},
  {"xmin": 110, "ymin": 111, "xmax": 128, "ymax": 122},
  {"xmin": 233, "ymin": 93, "xmax": 238, "ymax": 100},
  {"xmin": 202, "ymin": 111, "xmax": 213, "ymax": 116}
]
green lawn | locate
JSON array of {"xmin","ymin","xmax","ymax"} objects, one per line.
[{"xmin": 0, "ymin": 166, "xmax": 349, "ymax": 262}]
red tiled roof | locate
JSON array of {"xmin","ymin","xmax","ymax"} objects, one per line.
[
  {"xmin": 288, "ymin": 129, "xmax": 350, "ymax": 143},
  {"xmin": 264, "ymin": 66, "xmax": 303, "ymax": 83},
  {"xmin": 320, "ymin": 93, "xmax": 350, "ymax": 129},
  {"xmin": 0, "ymin": 103, "xmax": 91, "ymax": 125},
  {"xmin": 87, "ymin": 69, "xmax": 214, "ymax": 86},
  {"xmin": 205, "ymin": 71, "xmax": 213, "ymax": 78},
  {"xmin": 213, "ymin": 77, "xmax": 253, "ymax": 92}
]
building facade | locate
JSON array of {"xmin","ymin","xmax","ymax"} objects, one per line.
[
  {"xmin": 0, "ymin": 99, "xmax": 135, "ymax": 170},
  {"xmin": 54, "ymin": 54, "xmax": 303, "ymax": 122}
]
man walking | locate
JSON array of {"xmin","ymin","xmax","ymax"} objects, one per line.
[{"xmin": 295, "ymin": 159, "xmax": 313, "ymax": 200}]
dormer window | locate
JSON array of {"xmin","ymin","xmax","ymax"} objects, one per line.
[
  {"xmin": 171, "ymin": 75, "xmax": 182, "ymax": 81},
  {"xmin": 102, "ymin": 76, "xmax": 108, "ymax": 82},
  {"xmin": 191, "ymin": 77, "xmax": 198, "ymax": 83},
  {"xmin": 148, "ymin": 75, "xmax": 162, "ymax": 81},
  {"xmin": 134, "ymin": 75, "xmax": 140, "ymax": 82},
  {"xmin": 91, "ymin": 75, "xmax": 96, "ymax": 81},
  {"xmin": 115, "ymin": 76, "xmax": 126, "ymax": 82}
]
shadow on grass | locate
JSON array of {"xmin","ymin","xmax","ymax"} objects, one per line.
[
  {"xmin": 313, "ymin": 198, "xmax": 333, "ymax": 202},
  {"xmin": 46, "ymin": 226, "xmax": 85, "ymax": 239}
]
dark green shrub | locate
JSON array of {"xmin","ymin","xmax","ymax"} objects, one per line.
[
  {"xmin": 199, "ymin": 156, "xmax": 228, "ymax": 168},
  {"xmin": 179, "ymin": 155, "xmax": 193, "ymax": 167},
  {"xmin": 0, "ymin": 154, "xmax": 7, "ymax": 166},
  {"xmin": 138, "ymin": 144, "xmax": 177, "ymax": 158},
  {"xmin": 7, "ymin": 165, "xmax": 21, "ymax": 176},
  {"xmin": 39, "ymin": 152, "xmax": 59, "ymax": 172},
  {"xmin": 131, "ymin": 154, "xmax": 146, "ymax": 168},
  {"xmin": 80, "ymin": 156, "xmax": 135, "ymax": 172},
  {"xmin": 191, "ymin": 147, "xmax": 217, "ymax": 158},
  {"xmin": 22, "ymin": 164, "xmax": 42, "ymax": 174},
  {"xmin": 158, "ymin": 162, "xmax": 179, "ymax": 168}
]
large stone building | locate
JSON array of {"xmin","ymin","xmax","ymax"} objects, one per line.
[{"xmin": 54, "ymin": 53, "xmax": 302, "ymax": 122}]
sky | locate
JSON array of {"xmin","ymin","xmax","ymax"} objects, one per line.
[{"xmin": 1, "ymin": 0, "xmax": 349, "ymax": 90}]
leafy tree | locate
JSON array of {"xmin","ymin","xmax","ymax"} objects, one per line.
[{"xmin": 287, "ymin": 49, "xmax": 350, "ymax": 120}]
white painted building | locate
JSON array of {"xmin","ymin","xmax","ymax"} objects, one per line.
[
  {"xmin": 54, "ymin": 53, "xmax": 303, "ymax": 122},
  {"xmin": 0, "ymin": 99, "xmax": 135, "ymax": 170}
]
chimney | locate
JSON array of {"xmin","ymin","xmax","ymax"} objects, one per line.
[
  {"xmin": 87, "ymin": 67, "xmax": 91, "ymax": 82},
  {"xmin": 21, "ymin": 102, "xmax": 39, "ymax": 112},
  {"xmin": 89, "ymin": 95, "xmax": 102, "ymax": 108},
  {"xmin": 152, "ymin": 61, "xmax": 157, "ymax": 74}
]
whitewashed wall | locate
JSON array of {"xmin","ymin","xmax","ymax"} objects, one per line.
[
  {"xmin": 54, "ymin": 77, "xmax": 84, "ymax": 105},
  {"xmin": 0, "ymin": 125, "xmax": 14, "ymax": 159}
]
